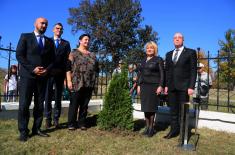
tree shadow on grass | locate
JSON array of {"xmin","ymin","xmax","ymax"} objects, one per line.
[
  {"xmin": 133, "ymin": 119, "xmax": 145, "ymax": 131},
  {"xmin": 155, "ymin": 122, "xmax": 169, "ymax": 132},
  {"xmin": 43, "ymin": 114, "xmax": 98, "ymax": 133},
  {"xmin": 133, "ymin": 119, "xmax": 170, "ymax": 133},
  {"xmin": 86, "ymin": 114, "xmax": 98, "ymax": 128}
]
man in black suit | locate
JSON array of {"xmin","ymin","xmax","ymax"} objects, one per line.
[
  {"xmin": 44, "ymin": 23, "xmax": 71, "ymax": 129},
  {"xmin": 16, "ymin": 17, "xmax": 55, "ymax": 141},
  {"xmin": 164, "ymin": 32, "xmax": 197, "ymax": 139}
]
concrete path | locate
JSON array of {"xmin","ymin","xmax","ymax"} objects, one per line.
[{"xmin": 1, "ymin": 100, "xmax": 235, "ymax": 133}]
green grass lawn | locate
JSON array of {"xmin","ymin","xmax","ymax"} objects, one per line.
[{"xmin": 1, "ymin": 111, "xmax": 235, "ymax": 155}]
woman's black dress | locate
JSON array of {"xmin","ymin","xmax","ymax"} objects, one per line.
[{"xmin": 138, "ymin": 56, "xmax": 164, "ymax": 112}]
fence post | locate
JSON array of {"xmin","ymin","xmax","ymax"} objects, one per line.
[
  {"xmin": 207, "ymin": 51, "xmax": 210, "ymax": 107},
  {"xmin": 216, "ymin": 50, "xmax": 220, "ymax": 111},
  {"xmin": 227, "ymin": 47, "xmax": 232, "ymax": 112},
  {"xmin": 0, "ymin": 93, "xmax": 2, "ymax": 111}
]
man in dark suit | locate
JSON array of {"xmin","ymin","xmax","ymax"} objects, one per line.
[
  {"xmin": 164, "ymin": 32, "xmax": 197, "ymax": 139},
  {"xmin": 44, "ymin": 23, "xmax": 71, "ymax": 129},
  {"xmin": 16, "ymin": 17, "xmax": 55, "ymax": 141}
]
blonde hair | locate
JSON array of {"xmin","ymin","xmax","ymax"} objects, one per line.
[{"xmin": 145, "ymin": 41, "xmax": 158, "ymax": 56}]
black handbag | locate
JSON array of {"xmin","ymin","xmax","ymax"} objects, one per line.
[{"xmin": 200, "ymin": 85, "xmax": 209, "ymax": 96}]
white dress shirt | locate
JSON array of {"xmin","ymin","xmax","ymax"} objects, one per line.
[
  {"xmin": 172, "ymin": 46, "xmax": 184, "ymax": 62},
  {"xmin": 34, "ymin": 31, "xmax": 45, "ymax": 46}
]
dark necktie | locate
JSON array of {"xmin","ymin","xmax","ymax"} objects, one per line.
[
  {"xmin": 55, "ymin": 39, "xmax": 59, "ymax": 48},
  {"xmin": 38, "ymin": 36, "xmax": 44, "ymax": 49},
  {"xmin": 173, "ymin": 49, "xmax": 179, "ymax": 64}
]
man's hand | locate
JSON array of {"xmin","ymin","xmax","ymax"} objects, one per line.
[
  {"xmin": 164, "ymin": 87, "xmax": 168, "ymax": 95},
  {"xmin": 188, "ymin": 88, "xmax": 194, "ymax": 95},
  {"xmin": 33, "ymin": 67, "xmax": 47, "ymax": 76}
]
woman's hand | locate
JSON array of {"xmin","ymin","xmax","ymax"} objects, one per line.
[
  {"xmin": 137, "ymin": 86, "xmax": 140, "ymax": 95},
  {"xmin": 67, "ymin": 81, "xmax": 73, "ymax": 91}
]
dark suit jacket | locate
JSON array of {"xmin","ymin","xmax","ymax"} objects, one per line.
[
  {"xmin": 52, "ymin": 38, "xmax": 71, "ymax": 77},
  {"xmin": 138, "ymin": 56, "xmax": 164, "ymax": 86},
  {"xmin": 165, "ymin": 47, "xmax": 197, "ymax": 91},
  {"xmin": 16, "ymin": 32, "xmax": 55, "ymax": 78}
]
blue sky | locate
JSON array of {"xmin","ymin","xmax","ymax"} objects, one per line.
[{"xmin": 0, "ymin": 0, "xmax": 235, "ymax": 68}]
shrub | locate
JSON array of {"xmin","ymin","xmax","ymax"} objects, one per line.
[{"xmin": 97, "ymin": 65, "xmax": 134, "ymax": 130}]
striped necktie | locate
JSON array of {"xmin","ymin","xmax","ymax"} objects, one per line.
[{"xmin": 173, "ymin": 49, "xmax": 179, "ymax": 64}]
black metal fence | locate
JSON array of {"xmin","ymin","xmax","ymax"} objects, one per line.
[{"xmin": 0, "ymin": 44, "xmax": 234, "ymax": 113}]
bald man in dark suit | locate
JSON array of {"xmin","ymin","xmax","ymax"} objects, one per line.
[
  {"xmin": 164, "ymin": 32, "xmax": 197, "ymax": 139},
  {"xmin": 16, "ymin": 17, "xmax": 55, "ymax": 141}
]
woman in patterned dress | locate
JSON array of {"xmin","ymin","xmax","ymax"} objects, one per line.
[{"xmin": 66, "ymin": 34, "xmax": 99, "ymax": 130}]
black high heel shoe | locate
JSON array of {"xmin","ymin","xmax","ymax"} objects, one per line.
[
  {"xmin": 147, "ymin": 128, "xmax": 155, "ymax": 137},
  {"xmin": 142, "ymin": 127, "xmax": 149, "ymax": 136}
]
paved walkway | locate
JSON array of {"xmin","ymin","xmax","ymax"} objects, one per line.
[{"xmin": 1, "ymin": 100, "xmax": 235, "ymax": 133}]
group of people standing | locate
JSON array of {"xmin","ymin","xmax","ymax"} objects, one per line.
[
  {"xmin": 137, "ymin": 32, "xmax": 212, "ymax": 138},
  {"xmin": 16, "ymin": 17, "xmax": 98, "ymax": 142},
  {"xmin": 16, "ymin": 16, "xmax": 211, "ymax": 143},
  {"xmin": 137, "ymin": 33, "xmax": 198, "ymax": 138}
]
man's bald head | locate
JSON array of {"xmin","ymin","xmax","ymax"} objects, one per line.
[{"xmin": 34, "ymin": 17, "xmax": 48, "ymax": 34}]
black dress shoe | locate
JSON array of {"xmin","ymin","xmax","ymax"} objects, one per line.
[
  {"xmin": 147, "ymin": 128, "xmax": 155, "ymax": 137},
  {"xmin": 68, "ymin": 126, "xmax": 76, "ymax": 130},
  {"xmin": 18, "ymin": 134, "xmax": 28, "ymax": 142},
  {"xmin": 141, "ymin": 127, "xmax": 149, "ymax": 136},
  {"xmin": 45, "ymin": 120, "xmax": 52, "ymax": 129},
  {"xmin": 164, "ymin": 130, "xmax": 179, "ymax": 139},
  {"xmin": 163, "ymin": 130, "xmax": 171, "ymax": 139},
  {"xmin": 53, "ymin": 121, "xmax": 61, "ymax": 129},
  {"xmin": 32, "ymin": 130, "xmax": 50, "ymax": 137},
  {"xmin": 80, "ymin": 126, "xmax": 87, "ymax": 130}
]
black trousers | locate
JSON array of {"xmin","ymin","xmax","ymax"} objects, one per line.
[
  {"xmin": 68, "ymin": 87, "xmax": 93, "ymax": 127},
  {"xmin": 45, "ymin": 76, "xmax": 64, "ymax": 122},
  {"xmin": 18, "ymin": 76, "xmax": 47, "ymax": 135},
  {"xmin": 168, "ymin": 89, "xmax": 189, "ymax": 131}
]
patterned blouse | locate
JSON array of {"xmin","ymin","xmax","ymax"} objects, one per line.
[{"xmin": 69, "ymin": 49, "xmax": 99, "ymax": 92}]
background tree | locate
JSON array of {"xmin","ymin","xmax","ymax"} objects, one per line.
[
  {"xmin": 196, "ymin": 48, "xmax": 213, "ymax": 74},
  {"xmin": 68, "ymin": 0, "xmax": 158, "ymax": 65},
  {"xmin": 217, "ymin": 29, "xmax": 235, "ymax": 90},
  {"xmin": 126, "ymin": 25, "xmax": 158, "ymax": 63}
]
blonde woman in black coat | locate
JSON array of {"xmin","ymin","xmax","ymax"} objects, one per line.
[{"xmin": 137, "ymin": 41, "xmax": 164, "ymax": 137}]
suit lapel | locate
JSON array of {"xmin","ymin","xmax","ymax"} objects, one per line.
[
  {"xmin": 31, "ymin": 32, "xmax": 39, "ymax": 47},
  {"xmin": 52, "ymin": 37, "xmax": 63, "ymax": 55},
  {"xmin": 168, "ymin": 50, "xmax": 174, "ymax": 64},
  {"xmin": 42, "ymin": 36, "xmax": 52, "ymax": 55},
  {"xmin": 176, "ymin": 47, "xmax": 186, "ymax": 64},
  {"xmin": 41, "ymin": 37, "xmax": 48, "ymax": 54},
  {"xmin": 31, "ymin": 32, "xmax": 42, "ymax": 54}
]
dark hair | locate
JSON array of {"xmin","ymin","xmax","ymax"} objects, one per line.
[
  {"xmin": 7, "ymin": 65, "xmax": 17, "ymax": 80},
  {"xmin": 79, "ymin": 34, "xmax": 90, "ymax": 40},
  {"xmin": 54, "ymin": 22, "xmax": 63, "ymax": 29}
]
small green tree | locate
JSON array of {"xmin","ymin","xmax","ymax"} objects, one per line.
[
  {"xmin": 217, "ymin": 29, "xmax": 235, "ymax": 90},
  {"xmin": 97, "ymin": 64, "xmax": 133, "ymax": 130}
]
